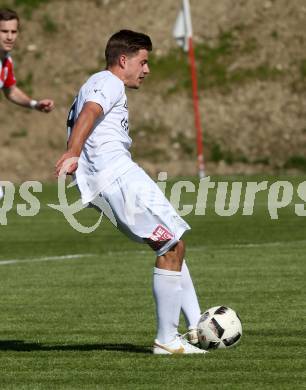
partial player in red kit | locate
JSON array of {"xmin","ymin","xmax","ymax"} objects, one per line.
[
  {"xmin": 0, "ymin": 52, "xmax": 16, "ymax": 89},
  {"xmin": 0, "ymin": 8, "xmax": 55, "ymax": 199}
]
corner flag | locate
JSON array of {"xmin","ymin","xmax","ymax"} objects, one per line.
[
  {"xmin": 173, "ymin": 0, "xmax": 205, "ymax": 178},
  {"xmin": 173, "ymin": 0, "xmax": 192, "ymax": 52}
]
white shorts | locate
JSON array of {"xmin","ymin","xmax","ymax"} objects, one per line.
[{"xmin": 90, "ymin": 166, "xmax": 190, "ymax": 256}]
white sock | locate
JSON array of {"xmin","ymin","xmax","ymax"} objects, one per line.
[
  {"xmin": 153, "ymin": 267, "xmax": 182, "ymax": 344},
  {"xmin": 181, "ymin": 260, "xmax": 201, "ymax": 329},
  {"xmin": 0, "ymin": 186, "xmax": 3, "ymax": 200}
]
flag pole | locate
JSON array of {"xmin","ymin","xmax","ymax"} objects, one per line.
[
  {"xmin": 187, "ymin": 36, "xmax": 205, "ymax": 178},
  {"xmin": 183, "ymin": 0, "xmax": 205, "ymax": 178}
]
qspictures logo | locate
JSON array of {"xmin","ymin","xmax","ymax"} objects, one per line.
[{"xmin": 1, "ymin": 172, "xmax": 306, "ymax": 233}]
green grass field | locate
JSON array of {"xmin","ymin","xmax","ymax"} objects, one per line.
[{"xmin": 0, "ymin": 176, "xmax": 306, "ymax": 389}]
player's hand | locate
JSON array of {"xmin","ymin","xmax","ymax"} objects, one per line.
[
  {"xmin": 36, "ymin": 99, "xmax": 55, "ymax": 113},
  {"xmin": 55, "ymin": 151, "xmax": 79, "ymax": 177}
]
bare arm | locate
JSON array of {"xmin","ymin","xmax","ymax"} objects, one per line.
[
  {"xmin": 56, "ymin": 101, "xmax": 103, "ymax": 176},
  {"xmin": 4, "ymin": 85, "xmax": 55, "ymax": 112}
]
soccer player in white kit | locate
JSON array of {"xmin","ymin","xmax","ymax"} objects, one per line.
[{"xmin": 56, "ymin": 30, "xmax": 207, "ymax": 354}]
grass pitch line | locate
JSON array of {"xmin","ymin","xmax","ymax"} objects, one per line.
[
  {"xmin": 1, "ymin": 239, "xmax": 306, "ymax": 266},
  {"xmin": 105, "ymin": 239, "xmax": 306, "ymax": 257},
  {"xmin": 0, "ymin": 254, "xmax": 96, "ymax": 266}
]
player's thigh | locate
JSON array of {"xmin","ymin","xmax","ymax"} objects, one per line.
[{"xmin": 102, "ymin": 167, "xmax": 190, "ymax": 254}]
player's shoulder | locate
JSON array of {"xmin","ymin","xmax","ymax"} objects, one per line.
[
  {"xmin": 88, "ymin": 70, "xmax": 124, "ymax": 90},
  {"xmin": 4, "ymin": 54, "xmax": 14, "ymax": 66}
]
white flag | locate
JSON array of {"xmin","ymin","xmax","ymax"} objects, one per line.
[{"xmin": 173, "ymin": 0, "xmax": 193, "ymax": 52}]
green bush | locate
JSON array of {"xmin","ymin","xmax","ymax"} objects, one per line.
[
  {"xmin": 42, "ymin": 13, "xmax": 57, "ymax": 33},
  {"xmin": 10, "ymin": 128, "xmax": 28, "ymax": 138},
  {"xmin": 300, "ymin": 59, "xmax": 306, "ymax": 79},
  {"xmin": 210, "ymin": 143, "xmax": 248, "ymax": 164},
  {"xmin": 148, "ymin": 30, "xmax": 282, "ymax": 93},
  {"xmin": 13, "ymin": 0, "xmax": 49, "ymax": 18},
  {"xmin": 284, "ymin": 155, "xmax": 306, "ymax": 171},
  {"xmin": 14, "ymin": 0, "xmax": 49, "ymax": 8}
]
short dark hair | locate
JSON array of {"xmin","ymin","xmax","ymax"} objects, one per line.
[
  {"xmin": 105, "ymin": 29, "xmax": 152, "ymax": 67},
  {"xmin": 0, "ymin": 8, "xmax": 20, "ymax": 28}
]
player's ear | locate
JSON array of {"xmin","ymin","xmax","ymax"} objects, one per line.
[{"xmin": 118, "ymin": 54, "xmax": 127, "ymax": 69}]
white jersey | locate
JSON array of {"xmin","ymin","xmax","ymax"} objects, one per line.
[{"xmin": 68, "ymin": 70, "xmax": 137, "ymax": 204}]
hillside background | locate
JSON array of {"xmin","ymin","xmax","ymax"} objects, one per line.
[{"xmin": 1, "ymin": 0, "xmax": 306, "ymax": 182}]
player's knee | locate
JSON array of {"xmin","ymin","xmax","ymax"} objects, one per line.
[
  {"xmin": 168, "ymin": 239, "xmax": 185, "ymax": 262},
  {"xmin": 175, "ymin": 239, "xmax": 185, "ymax": 260},
  {"xmin": 156, "ymin": 240, "xmax": 185, "ymax": 271}
]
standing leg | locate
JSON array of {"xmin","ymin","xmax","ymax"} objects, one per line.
[{"xmin": 153, "ymin": 240, "xmax": 185, "ymax": 344}]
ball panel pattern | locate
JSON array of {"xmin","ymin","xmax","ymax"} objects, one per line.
[{"xmin": 197, "ymin": 305, "xmax": 242, "ymax": 350}]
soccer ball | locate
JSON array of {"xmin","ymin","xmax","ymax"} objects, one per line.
[{"xmin": 197, "ymin": 306, "xmax": 242, "ymax": 350}]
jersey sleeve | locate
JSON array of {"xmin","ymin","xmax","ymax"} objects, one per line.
[
  {"xmin": 3, "ymin": 58, "xmax": 16, "ymax": 88},
  {"xmin": 85, "ymin": 76, "xmax": 123, "ymax": 115}
]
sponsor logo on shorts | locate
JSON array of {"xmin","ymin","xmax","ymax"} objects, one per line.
[
  {"xmin": 145, "ymin": 225, "xmax": 174, "ymax": 251},
  {"xmin": 150, "ymin": 225, "xmax": 174, "ymax": 242}
]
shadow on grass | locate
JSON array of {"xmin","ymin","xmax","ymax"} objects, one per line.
[{"xmin": 0, "ymin": 340, "xmax": 151, "ymax": 354}]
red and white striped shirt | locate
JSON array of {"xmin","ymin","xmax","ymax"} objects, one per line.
[{"xmin": 0, "ymin": 54, "xmax": 16, "ymax": 89}]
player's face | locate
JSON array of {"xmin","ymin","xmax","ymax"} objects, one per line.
[
  {"xmin": 123, "ymin": 49, "xmax": 150, "ymax": 89},
  {"xmin": 0, "ymin": 19, "xmax": 19, "ymax": 53}
]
